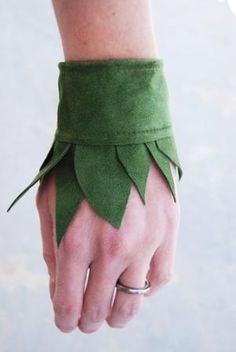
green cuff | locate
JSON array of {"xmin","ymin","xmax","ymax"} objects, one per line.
[{"xmin": 7, "ymin": 58, "xmax": 183, "ymax": 247}]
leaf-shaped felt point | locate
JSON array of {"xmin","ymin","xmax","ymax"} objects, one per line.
[
  {"xmin": 116, "ymin": 143, "xmax": 152, "ymax": 203},
  {"xmin": 55, "ymin": 145, "xmax": 85, "ymax": 247},
  {"xmin": 145, "ymin": 141, "xmax": 177, "ymax": 202},
  {"xmin": 74, "ymin": 144, "xmax": 132, "ymax": 228},
  {"xmin": 7, "ymin": 141, "xmax": 71, "ymax": 212},
  {"xmin": 156, "ymin": 137, "xmax": 183, "ymax": 180},
  {"xmin": 38, "ymin": 140, "xmax": 55, "ymax": 172}
]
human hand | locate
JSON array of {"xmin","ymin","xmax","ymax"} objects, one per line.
[{"xmin": 36, "ymin": 160, "xmax": 180, "ymax": 334}]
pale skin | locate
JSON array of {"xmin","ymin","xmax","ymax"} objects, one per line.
[{"xmin": 36, "ymin": 0, "xmax": 181, "ymax": 334}]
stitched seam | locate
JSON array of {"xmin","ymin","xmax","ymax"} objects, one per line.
[
  {"xmin": 59, "ymin": 61, "xmax": 162, "ymax": 70},
  {"xmin": 59, "ymin": 67, "xmax": 162, "ymax": 74},
  {"xmin": 155, "ymin": 135, "xmax": 174, "ymax": 141},
  {"xmin": 59, "ymin": 61, "xmax": 163, "ymax": 72},
  {"xmin": 56, "ymin": 126, "xmax": 171, "ymax": 138}
]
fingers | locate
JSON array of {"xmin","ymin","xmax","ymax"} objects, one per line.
[
  {"xmin": 52, "ymin": 228, "xmax": 91, "ymax": 333},
  {"xmin": 36, "ymin": 161, "xmax": 180, "ymax": 335},
  {"xmin": 36, "ymin": 182, "xmax": 56, "ymax": 301},
  {"xmin": 106, "ymin": 260, "xmax": 150, "ymax": 328},
  {"xmin": 78, "ymin": 257, "xmax": 122, "ymax": 333},
  {"xmin": 144, "ymin": 215, "xmax": 180, "ymax": 297}
]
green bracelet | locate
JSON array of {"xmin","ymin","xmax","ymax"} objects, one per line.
[{"xmin": 7, "ymin": 58, "xmax": 183, "ymax": 247}]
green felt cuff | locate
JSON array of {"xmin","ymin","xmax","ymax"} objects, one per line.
[{"xmin": 7, "ymin": 58, "xmax": 183, "ymax": 247}]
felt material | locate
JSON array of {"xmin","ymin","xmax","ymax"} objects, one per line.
[
  {"xmin": 157, "ymin": 136, "xmax": 183, "ymax": 179},
  {"xmin": 145, "ymin": 141, "xmax": 176, "ymax": 201},
  {"xmin": 74, "ymin": 144, "xmax": 132, "ymax": 227},
  {"xmin": 7, "ymin": 141, "xmax": 70, "ymax": 211},
  {"xmin": 116, "ymin": 143, "xmax": 152, "ymax": 202},
  {"xmin": 7, "ymin": 58, "xmax": 183, "ymax": 248},
  {"xmin": 55, "ymin": 58, "xmax": 174, "ymax": 145},
  {"xmin": 55, "ymin": 145, "xmax": 85, "ymax": 247}
]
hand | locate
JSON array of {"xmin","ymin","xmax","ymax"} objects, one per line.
[{"xmin": 36, "ymin": 161, "xmax": 180, "ymax": 334}]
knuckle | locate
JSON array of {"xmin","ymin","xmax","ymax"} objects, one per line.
[
  {"xmin": 116, "ymin": 301, "xmax": 140, "ymax": 319},
  {"xmin": 53, "ymin": 301, "xmax": 75, "ymax": 316},
  {"xmin": 61, "ymin": 235, "xmax": 86, "ymax": 258},
  {"xmin": 101, "ymin": 233, "xmax": 128, "ymax": 259},
  {"xmin": 82, "ymin": 304, "xmax": 105, "ymax": 323},
  {"xmin": 146, "ymin": 274, "xmax": 173, "ymax": 296}
]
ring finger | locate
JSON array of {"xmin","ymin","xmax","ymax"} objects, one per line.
[{"xmin": 106, "ymin": 260, "xmax": 150, "ymax": 328}]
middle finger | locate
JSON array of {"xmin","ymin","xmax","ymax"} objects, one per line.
[
  {"xmin": 78, "ymin": 257, "xmax": 124, "ymax": 333},
  {"xmin": 53, "ymin": 232, "xmax": 91, "ymax": 333}
]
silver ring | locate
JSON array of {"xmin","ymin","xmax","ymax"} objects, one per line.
[{"xmin": 116, "ymin": 279, "xmax": 151, "ymax": 295}]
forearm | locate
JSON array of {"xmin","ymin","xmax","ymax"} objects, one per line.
[
  {"xmin": 51, "ymin": 0, "xmax": 159, "ymax": 60},
  {"xmin": 8, "ymin": 1, "xmax": 181, "ymax": 334}
]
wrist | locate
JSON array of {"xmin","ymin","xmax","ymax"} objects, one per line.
[{"xmin": 52, "ymin": 0, "xmax": 159, "ymax": 61}]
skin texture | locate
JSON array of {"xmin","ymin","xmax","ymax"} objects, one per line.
[
  {"xmin": 51, "ymin": 0, "xmax": 159, "ymax": 61},
  {"xmin": 36, "ymin": 163, "xmax": 180, "ymax": 333},
  {"xmin": 35, "ymin": 0, "xmax": 181, "ymax": 333}
]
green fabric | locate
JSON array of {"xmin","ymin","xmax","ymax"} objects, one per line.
[
  {"xmin": 116, "ymin": 143, "xmax": 152, "ymax": 202},
  {"xmin": 74, "ymin": 145, "xmax": 132, "ymax": 227},
  {"xmin": 55, "ymin": 58, "xmax": 173, "ymax": 145},
  {"xmin": 55, "ymin": 144, "xmax": 85, "ymax": 247},
  {"xmin": 7, "ymin": 58, "xmax": 183, "ymax": 248},
  {"xmin": 145, "ymin": 141, "xmax": 176, "ymax": 201},
  {"xmin": 7, "ymin": 141, "xmax": 70, "ymax": 211},
  {"xmin": 157, "ymin": 136, "xmax": 183, "ymax": 179}
]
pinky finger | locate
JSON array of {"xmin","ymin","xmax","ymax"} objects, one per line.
[{"xmin": 145, "ymin": 224, "xmax": 179, "ymax": 297}]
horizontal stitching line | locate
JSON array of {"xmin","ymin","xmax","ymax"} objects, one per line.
[
  {"xmin": 60, "ymin": 67, "xmax": 162, "ymax": 73},
  {"xmin": 57, "ymin": 126, "xmax": 171, "ymax": 138}
]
